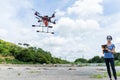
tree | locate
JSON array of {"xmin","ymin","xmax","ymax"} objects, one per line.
[
  {"xmin": 0, "ymin": 39, "xmax": 70, "ymax": 64},
  {"xmin": 114, "ymin": 53, "xmax": 120, "ymax": 61},
  {"xmin": 88, "ymin": 56, "xmax": 104, "ymax": 63},
  {"xmin": 74, "ymin": 58, "xmax": 88, "ymax": 63}
]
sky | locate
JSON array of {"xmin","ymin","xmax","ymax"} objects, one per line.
[{"xmin": 0, "ymin": 0, "xmax": 120, "ymax": 61}]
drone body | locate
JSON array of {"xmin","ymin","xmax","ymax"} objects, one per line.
[{"xmin": 32, "ymin": 9, "xmax": 56, "ymax": 34}]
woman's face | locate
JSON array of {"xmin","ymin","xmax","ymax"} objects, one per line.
[
  {"xmin": 107, "ymin": 39, "xmax": 111, "ymax": 43},
  {"xmin": 106, "ymin": 36, "xmax": 112, "ymax": 43}
]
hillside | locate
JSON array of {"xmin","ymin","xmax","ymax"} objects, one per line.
[{"xmin": 0, "ymin": 39, "xmax": 69, "ymax": 64}]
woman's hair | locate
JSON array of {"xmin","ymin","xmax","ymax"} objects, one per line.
[{"xmin": 107, "ymin": 35, "xmax": 112, "ymax": 40}]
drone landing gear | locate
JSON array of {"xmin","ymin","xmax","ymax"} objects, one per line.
[
  {"xmin": 32, "ymin": 25, "xmax": 36, "ymax": 27},
  {"xmin": 33, "ymin": 25, "xmax": 54, "ymax": 34},
  {"xmin": 48, "ymin": 26, "xmax": 53, "ymax": 28},
  {"xmin": 36, "ymin": 30, "xmax": 54, "ymax": 34},
  {"xmin": 32, "ymin": 25, "xmax": 43, "ymax": 27},
  {"xmin": 51, "ymin": 32, "xmax": 54, "ymax": 34},
  {"xmin": 32, "ymin": 25, "xmax": 53, "ymax": 28}
]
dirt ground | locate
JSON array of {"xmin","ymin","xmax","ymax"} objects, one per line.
[{"xmin": 0, "ymin": 65, "xmax": 119, "ymax": 80}]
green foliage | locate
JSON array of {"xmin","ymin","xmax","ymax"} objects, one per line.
[
  {"xmin": 91, "ymin": 72, "xmax": 120, "ymax": 79},
  {"xmin": 75, "ymin": 56, "xmax": 104, "ymax": 63},
  {"xmin": 18, "ymin": 73, "xmax": 21, "ymax": 76},
  {"xmin": 91, "ymin": 74, "xmax": 104, "ymax": 79},
  {"xmin": 90, "ymin": 73, "xmax": 107, "ymax": 79},
  {"xmin": 74, "ymin": 58, "xmax": 87, "ymax": 63},
  {"xmin": 88, "ymin": 56, "xmax": 104, "ymax": 63},
  {"xmin": 115, "ymin": 60, "xmax": 120, "ymax": 66},
  {"xmin": 113, "ymin": 53, "xmax": 120, "ymax": 66},
  {"xmin": 117, "ymin": 72, "xmax": 120, "ymax": 76},
  {"xmin": 114, "ymin": 53, "xmax": 120, "ymax": 61},
  {"xmin": 0, "ymin": 39, "xmax": 70, "ymax": 64}
]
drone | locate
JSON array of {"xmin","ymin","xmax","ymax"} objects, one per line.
[{"xmin": 32, "ymin": 9, "xmax": 56, "ymax": 34}]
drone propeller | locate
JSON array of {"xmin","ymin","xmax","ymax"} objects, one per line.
[
  {"xmin": 35, "ymin": 12, "xmax": 40, "ymax": 16},
  {"xmin": 51, "ymin": 12, "xmax": 56, "ymax": 18},
  {"xmin": 53, "ymin": 19, "xmax": 57, "ymax": 24},
  {"xmin": 32, "ymin": 9, "xmax": 41, "ymax": 16}
]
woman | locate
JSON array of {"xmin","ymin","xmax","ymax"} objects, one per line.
[{"xmin": 102, "ymin": 35, "xmax": 117, "ymax": 80}]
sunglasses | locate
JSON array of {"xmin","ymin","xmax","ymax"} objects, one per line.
[{"xmin": 107, "ymin": 38, "xmax": 112, "ymax": 40}]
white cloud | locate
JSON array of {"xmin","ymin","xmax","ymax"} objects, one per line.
[
  {"xmin": 55, "ymin": 9, "xmax": 65, "ymax": 17},
  {"xmin": 67, "ymin": 0, "xmax": 103, "ymax": 17},
  {"xmin": 0, "ymin": 0, "xmax": 37, "ymax": 44},
  {"xmin": 0, "ymin": 29, "xmax": 8, "ymax": 39}
]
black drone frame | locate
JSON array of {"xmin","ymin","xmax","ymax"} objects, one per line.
[{"xmin": 32, "ymin": 9, "xmax": 55, "ymax": 34}]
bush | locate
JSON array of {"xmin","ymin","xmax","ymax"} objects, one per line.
[
  {"xmin": 88, "ymin": 56, "xmax": 104, "ymax": 63},
  {"xmin": 115, "ymin": 60, "xmax": 120, "ymax": 66},
  {"xmin": 74, "ymin": 58, "xmax": 88, "ymax": 63}
]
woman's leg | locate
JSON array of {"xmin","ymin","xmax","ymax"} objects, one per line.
[
  {"xmin": 105, "ymin": 58, "xmax": 112, "ymax": 79},
  {"xmin": 110, "ymin": 58, "xmax": 117, "ymax": 80}
]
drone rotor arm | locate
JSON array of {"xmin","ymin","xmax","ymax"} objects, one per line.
[{"xmin": 51, "ymin": 12, "xmax": 56, "ymax": 18}]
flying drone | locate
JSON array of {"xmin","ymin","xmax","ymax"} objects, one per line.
[{"xmin": 32, "ymin": 9, "xmax": 56, "ymax": 34}]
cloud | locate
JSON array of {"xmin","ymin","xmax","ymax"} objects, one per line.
[
  {"xmin": 67, "ymin": 0, "xmax": 103, "ymax": 17},
  {"xmin": 0, "ymin": 0, "xmax": 35, "ymax": 42},
  {"xmin": 55, "ymin": 9, "xmax": 66, "ymax": 17},
  {"xmin": 0, "ymin": 29, "xmax": 8, "ymax": 39},
  {"xmin": 55, "ymin": 17, "xmax": 101, "ymax": 40}
]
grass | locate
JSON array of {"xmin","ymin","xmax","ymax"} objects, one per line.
[
  {"xmin": 115, "ymin": 60, "xmax": 120, "ymax": 66},
  {"xmin": 29, "ymin": 70, "xmax": 40, "ymax": 73},
  {"xmin": 0, "ymin": 58, "xmax": 34, "ymax": 64},
  {"xmin": 91, "ymin": 72, "xmax": 120, "ymax": 79},
  {"xmin": 91, "ymin": 74, "xmax": 104, "ymax": 79},
  {"xmin": 117, "ymin": 72, "xmax": 120, "ymax": 76},
  {"xmin": 18, "ymin": 73, "xmax": 21, "ymax": 76},
  {"xmin": 90, "ymin": 73, "xmax": 107, "ymax": 79},
  {"xmin": 0, "ymin": 55, "xmax": 14, "ymax": 59}
]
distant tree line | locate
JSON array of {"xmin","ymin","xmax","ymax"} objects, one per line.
[
  {"xmin": 74, "ymin": 53, "xmax": 120, "ymax": 63},
  {"xmin": 74, "ymin": 56, "xmax": 104, "ymax": 63},
  {"xmin": 0, "ymin": 39, "xmax": 70, "ymax": 64},
  {"xmin": 1, "ymin": 39, "xmax": 120, "ymax": 64}
]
